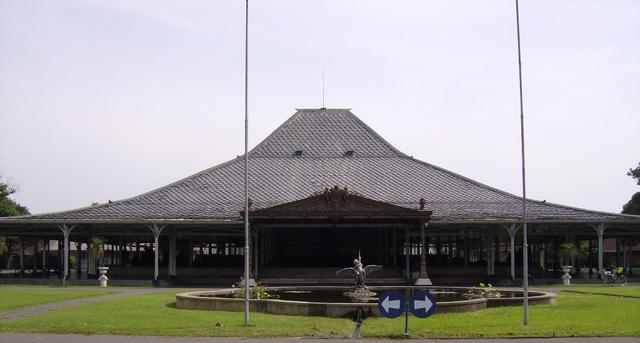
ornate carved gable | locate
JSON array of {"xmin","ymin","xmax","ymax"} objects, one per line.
[{"xmin": 250, "ymin": 186, "xmax": 431, "ymax": 220}]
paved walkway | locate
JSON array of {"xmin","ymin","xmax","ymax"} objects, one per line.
[
  {"xmin": 0, "ymin": 289, "xmax": 152, "ymax": 321},
  {"xmin": 0, "ymin": 287, "xmax": 206, "ymax": 321},
  {"xmin": 0, "ymin": 333, "xmax": 638, "ymax": 343}
]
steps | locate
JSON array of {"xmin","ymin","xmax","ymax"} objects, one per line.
[{"xmin": 258, "ymin": 267, "xmax": 406, "ymax": 286}]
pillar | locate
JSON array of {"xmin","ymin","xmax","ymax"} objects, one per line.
[
  {"xmin": 384, "ymin": 228, "xmax": 389, "ymax": 266},
  {"xmin": 392, "ymin": 228, "xmax": 397, "ymax": 267},
  {"xmin": 485, "ymin": 235, "xmax": 494, "ymax": 276},
  {"xmin": 553, "ymin": 238, "xmax": 560, "ymax": 272},
  {"xmin": 415, "ymin": 219, "xmax": 431, "ymax": 285},
  {"xmin": 58, "ymin": 240, "xmax": 63, "ymax": 278},
  {"xmin": 623, "ymin": 240, "xmax": 628, "ymax": 275},
  {"xmin": 118, "ymin": 236, "xmax": 124, "ymax": 266},
  {"xmin": 149, "ymin": 224, "xmax": 165, "ymax": 284},
  {"xmin": 77, "ymin": 241, "xmax": 82, "ymax": 276},
  {"xmin": 136, "ymin": 241, "xmax": 141, "ymax": 263},
  {"xmin": 593, "ymin": 224, "xmax": 606, "ymax": 279},
  {"xmin": 616, "ymin": 238, "xmax": 621, "ymax": 267},
  {"xmin": 18, "ymin": 237, "xmax": 24, "ymax": 277},
  {"xmin": 42, "ymin": 239, "xmax": 47, "ymax": 275},
  {"xmin": 627, "ymin": 242, "xmax": 633, "ymax": 276},
  {"xmin": 188, "ymin": 236, "xmax": 193, "ymax": 267},
  {"xmin": 32, "ymin": 239, "xmax": 38, "ymax": 273},
  {"xmin": 110, "ymin": 243, "xmax": 115, "ymax": 265},
  {"xmin": 87, "ymin": 238, "xmax": 96, "ymax": 277},
  {"xmin": 59, "ymin": 224, "xmax": 75, "ymax": 286},
  {"xmin": 405, "ymin": 229, "xmax": 410, "ymax": 279},
  {"xmin": 464, "ymin": 230, "xmax": 470, "ymax": 268},
  {"xmin": 491, "ymin": 236, "xmax": 497, "ymax": 275},
  {"xmin": 168, "ymin": 230, "xmax": 176, "ymax": 279},
  {"xmin": 253, "ymin": 231, "xmax": 258, "ymax": 278},
  {"xmin": 504, "ymin": 224, "xmax": 518, "ymax": 280}
]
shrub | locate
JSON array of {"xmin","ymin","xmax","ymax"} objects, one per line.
[{"xmin": 232, "ymin": 279, "xmax": 279, "ymax": 300}]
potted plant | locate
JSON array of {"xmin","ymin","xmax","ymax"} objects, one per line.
[
  {"xmin": 91, "ymin": 237, "xmax": 109, "ymax": 287},
  {"xmin": 559, "ymin": 243, "xmax": 579, "ymax": 285}
]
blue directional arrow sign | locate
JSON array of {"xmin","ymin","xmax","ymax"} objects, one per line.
[
  {"xmin": 409, "ymin": 290, "xmax": 437, "ymax": 318},
  {"xmin": 378, "ymin": 290, "xmax": 405, "ymax": 318}
]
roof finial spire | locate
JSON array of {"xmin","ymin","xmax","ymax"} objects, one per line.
[{"xmin": 321, "ymin": 68, "xmax": 326, "ymax": 110}]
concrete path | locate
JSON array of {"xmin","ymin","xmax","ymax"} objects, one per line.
[
  {"xmin": 0, "ymin": 287, "xmax": 207, "ymax": 321},
  {"xmin": 0, "ymin": 333, "xmax": 638, "ymax": 343},
  {"xmin": 0, "ymin": 289, "xmax": 152, "ymax": 321}
]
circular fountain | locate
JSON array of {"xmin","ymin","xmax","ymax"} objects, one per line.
[
  {"xmin": 177, "ymin": 256, "xmax": 554, "ymax": 317},
  {"xmin": 176, "ymin": 286, "xmax": 555, "ymax": 317}
]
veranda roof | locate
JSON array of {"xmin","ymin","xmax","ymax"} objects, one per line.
[{"xmin": 2, "ymin": 108, "xmax": 639, "ymax": 225}]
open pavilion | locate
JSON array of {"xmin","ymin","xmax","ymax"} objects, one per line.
[{"xmin": 1, "ymin": 108, "xmax": 639, "ymax": 285}]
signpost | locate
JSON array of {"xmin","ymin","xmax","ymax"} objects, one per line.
[
  {"xmin": 410, "ymin": 290, "xmax": 437, "ymax": 318},
  {"xmin": 378, "ymin": 290, "xmax": 405, "ymax": 318},
  {"xmin": 377, "ymin": 289, "xmax": 437, "ymax": 336}
]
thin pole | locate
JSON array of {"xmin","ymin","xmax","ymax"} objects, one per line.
[
  {"xmin": 243, "ymin": 0, "xmax": 250, "ymax": 326},
  {"xmin": 322, "ymin": 68, "xmax": 325, "ymax": 108},
  {"xmin": 514, "ymin": 0, "xmax": 529, "ymax": 325}
]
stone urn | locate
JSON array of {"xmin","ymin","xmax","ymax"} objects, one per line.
[
  {"xmin": 561, "ymin": 265, "xmax": 572, "ymax": 286},
  {"xmin": 98, "ymin": 266, "xmax": 109, "ymax": 287}
]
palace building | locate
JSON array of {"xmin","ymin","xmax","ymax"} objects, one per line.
[{"xmin": 1, "ymin": 108, "xmax": 639, "ymax": 285}]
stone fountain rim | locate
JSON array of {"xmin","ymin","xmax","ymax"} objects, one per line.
[{"xmin": 176, "ymin": 285, "xmax": 554, "ymax": 307}]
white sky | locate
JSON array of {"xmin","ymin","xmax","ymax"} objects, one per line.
[{"xmin": 0, "ymin": 0, "xmax": 638, "ymax": 215}]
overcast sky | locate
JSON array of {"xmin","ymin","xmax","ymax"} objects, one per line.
[{"xmin": 0, "ymin": 0, "xmax": 638, "ymax": 215}]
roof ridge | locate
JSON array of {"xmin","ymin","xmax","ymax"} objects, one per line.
[
  {"xmin": 409, "ymin": 156, "xmax": 640, "ymax": 220},
  {"xmin": 3, "ymin": 107, "xmax": 639, "ymax": 225},
  {"xmin": 22, "ymin": 157, "xmax": 243, "ymax": 219},
  {"xmin": 245, "ymin": 109, "xmax": 304, "ymax": 156},
  {"xmin": 344, "ymin": 109, "xmax": 406, "ymax": 158},
  {"xmin": 530, "ymin": 199, "xmax": 640, "ymax": 220}
]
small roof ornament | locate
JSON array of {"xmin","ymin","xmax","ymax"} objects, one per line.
[{"xmin": 419, "ymin": 198, "xmax": 426, "ymax": 210}]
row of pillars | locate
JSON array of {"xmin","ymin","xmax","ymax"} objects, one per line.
[
  {"xmin": 8, "ymin": 222, "xmax": 629, "ymax": 284},
  {"xmin": 501, "ymin": 223, "xmax": 610, "ymax": 280},
  {"xmin": 11, "ymin": 224, "xmax": 176, "ymax": 286},
  {"xmin": 400, "ymin": 223, "xmax": 617, "ymax": 281}
]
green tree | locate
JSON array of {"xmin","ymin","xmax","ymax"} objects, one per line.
[
  {"xmin": 622, "ymin": 162, "xmax": 640, "ymax": 215},
  {"xmin": 0, "ymin": 177, "xmax": 29, "ymax": 267},
  {"xmin": 91, "ymin": 236, "xmax": 106, "ymax": 266},
  {"xmin": 0, "ymin": 178, "xmax": 29, "ymax": 217}
]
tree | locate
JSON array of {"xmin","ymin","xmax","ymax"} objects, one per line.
[
  {"xmin": 0, "ymin": 177, "xmax": 30, "ymax": 268},
  {"xmin": 0, "ymin": 178, "xmax": 29, "ymax": 217},
  {"xmin": 628, "ymin": 163, "xmax": 640, "ymax": 185},
  {"xmin": 622, "ymin": 162, "xmax": 640, "ymax": 215},
  {"xmin": 91, "ymin": 236, "xmax": 106, "ymax": 266}
]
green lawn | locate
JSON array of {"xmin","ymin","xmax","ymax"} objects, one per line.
[
  {"xmin": 563, "ymin": 287, "xmax": 640, "ymax": 298},
  {"xmin": 1, "ymin": 290, "xmax": 638, "ymax": 338},
  {"xmin": 361, "ymin": 292, "xmax": 640, "ymax": 338},
  {"xmin": 0, "ymin": 288, "xmax": 117, "ymax": 311},
  {"xmin": 0, "ymin": 292, "xmax": 353, "ymax": 337}
]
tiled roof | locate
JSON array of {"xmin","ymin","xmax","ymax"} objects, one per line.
[{"xmin": 3, "ymin": 108, "xmax": 639, "ymax": 225}]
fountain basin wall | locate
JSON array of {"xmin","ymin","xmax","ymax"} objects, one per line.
[{"xmin": 176, "ymin": 286, "xmax": 555, "ymax": 318}]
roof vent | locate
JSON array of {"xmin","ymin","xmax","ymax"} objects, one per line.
[
  {"xmin": 294, "ymin": 150, "xmax": 304, "ymax": 156},
  {"xmin": 345, "ymin": 150, "xmax": 355, "ymax": 157}
]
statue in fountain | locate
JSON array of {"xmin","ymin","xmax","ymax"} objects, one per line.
[{"xmin": 336, "ymin": 252, "xmax": 382, "ymax": 301}]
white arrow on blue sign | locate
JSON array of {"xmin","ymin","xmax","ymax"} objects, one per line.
[
  {"xmin": 409, "ymin": 290, "xmax": 437, "ymax": 318},
  {"xmin": 377, "ymin": 290, "xmax": 405, "ymax": 318}
]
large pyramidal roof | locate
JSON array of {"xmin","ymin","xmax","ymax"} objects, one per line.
[{"xmin": 7, "ymin": 108, "xmax": 639, "ymax": 225}]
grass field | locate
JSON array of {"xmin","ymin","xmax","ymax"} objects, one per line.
[
  {"xmin": 0, "ymin": 288, "xmax": 638, "ymax": 338},
  {"xmin": 0, "ymin": 288, "xmax": 117, "ymax": 311},
  {"xmin": 0, "ymin": 292, "xmax": 353, "ymax": 337},
  {"xmin": 361, "ymin": 291, "xmax": 640, "ymax": 338},
  {"xmin": 562, "ymin": 287, "xmax": 640, "ymax": 298}
]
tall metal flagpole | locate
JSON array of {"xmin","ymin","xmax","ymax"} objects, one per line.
[
  {"xmin": 243, "ymin": 0, "xmax": 250, "ymax": 326},
  {"xmin": 514, "ymin": 0, "xmax": 529, "ymax": 325}
]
